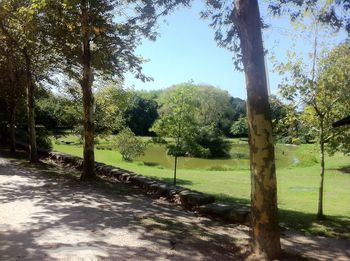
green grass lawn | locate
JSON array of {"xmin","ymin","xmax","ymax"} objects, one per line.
[{"xmin": 52, "ymin": 135, "xmax": 350, "ymax": 239}]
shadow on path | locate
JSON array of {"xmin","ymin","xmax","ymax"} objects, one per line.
[
  {"xmin": 0, "ymin": 151, "xmax": 249, "ymax": 260},
  {"xmin": 1, "ymin": 147, "xmax": 349, "ymax": 261}
]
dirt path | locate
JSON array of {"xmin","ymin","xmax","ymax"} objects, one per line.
[
  {"xmin": 0, "ymin": 156, "xmax": 250, "ymax": 260},
  {"xmin": 0, "ymin": 155, "xmax": 349, "ymax": 260}
]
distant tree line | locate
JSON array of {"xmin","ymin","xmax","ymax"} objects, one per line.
[
  {"xmin": 3, "ymin": 78, "xmax": 345, "ymax": 154},
  {"xmin": 9, "ymin": 83, "xmax": 246, "ymax": 137}
]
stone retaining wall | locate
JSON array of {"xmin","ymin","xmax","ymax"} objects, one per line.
[
  {"xmin": 9, "ymin": 139, "xmax": 250, "ymax": 225},
  {"xmin": 47, "ymin": 151, "xmax": 250, "ymax": 224}
]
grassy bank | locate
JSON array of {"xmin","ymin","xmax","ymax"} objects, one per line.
[{"xmin": 52, "ymin": 135, "xmax": 350, "ymax": 239}]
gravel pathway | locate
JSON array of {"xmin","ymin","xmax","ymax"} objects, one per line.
[{"xmin": 0, "ymin": 156, "xmax": 249, "ymax": 260}]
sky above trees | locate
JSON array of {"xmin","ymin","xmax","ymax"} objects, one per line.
[{"xmin": 124, "ymin": 1, "xmax": 347, "ymax": 99}]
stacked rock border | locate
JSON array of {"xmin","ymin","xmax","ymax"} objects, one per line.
[
  {"xmin": 11, "ymin": 140, "xmax": 250, "ymax": 225},
  {"xmin": 47, "ymin": 151, "xmax": 250, "ymax": 225}
]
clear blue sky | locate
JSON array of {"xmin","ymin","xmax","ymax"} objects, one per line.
[{"xmin": 124, "ymin": 1, "xmax": 347, "ymax": 99}]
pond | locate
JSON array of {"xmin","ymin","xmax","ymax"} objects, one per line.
[
  {"xmin": 53, "ymin": 135, "xmax": 310, "ymax": 171},
  {"xmin": 136, "ymin": 143, "xmax": 300, "ymax": 170}
]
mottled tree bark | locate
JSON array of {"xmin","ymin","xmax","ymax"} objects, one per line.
[
  {"xmin": 80, "ymin": 0, "xmax": 95, "ymax": 180},
  {"xmin": 233, "ymin": 0, "xmax": 281, "ymax": 259},
  {"xmin": 24, "ymin": 48, "xmax": 38, "ymax": 163}
]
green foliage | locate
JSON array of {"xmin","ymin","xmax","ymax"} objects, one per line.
[
  {"xmin": 16, "ymin": 126, "xmax": 52, "ymax": 150},
  {"xmin": 229, "ymin": 97, "xmax": 305, "ymax": 142},
  {"xmin": 230, "ymin": 117, "xmax": 248, "ymax": 137},
  {"xmin": 36, "ymin": 92, "xmax": 80, "ymax": 128},
  {"xmin": 151, "ymin": 85, "xmax": 198, "ymax": 156},
  {"xmin": 152, "ymin": 83, "xmax": 233, "ymax": 158},
  {"xmin": 46, "ymin": 83, "xmax": 131, "ymax": 139},
  {"xmin": 268, "ymin": 0, "xmax": 350, "ymax": 35},
  {"xmin": 45, "ymin": 0, "xmax": 191, "ymax": 82},
  {"xmin": 53, "ymin": 140, "xmax": 350, "ymax": 239},
  {"xmin": 279, "ymin": 42, "xmax": 350, "ymax": 154},
  {"xmin": 95, "ymin": 84, "xmax": 131, "ymax": 135},
  {"xmin": 191, "ymin": 126, "xmax": 231, "ymax": 158},
  {"xmin": 125, "ymin": 93, "xmax": 158, "ymax": 136},
  {"xmin": 159, "ymin": 83, "xmax": 245, "ymax": 136},
  {"xmin": 269, "ymin": 95, "xmax": 313, "ymax": 143},
  {"xmin": 36, "ymin": 126, "xmax": 53, "ymax": 150},
  {"xmin": 316, "ymin": 43, "xmax": 350, "ymax": 155},
  {"xmin": 113, "ymin": 128, "xmax": 146, "ymax": 161},
  {"xmin": 0, "ymin": 0, "xmax": 58, "ymax": 84}
]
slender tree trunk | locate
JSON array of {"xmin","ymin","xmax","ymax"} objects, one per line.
[
  {"xmin": 173, "ymin": 135, "xmax": 180, "ymax": 186},
  {"xmin": 317, "ymin": 120, "xmax": 325, "ymax": 220},
  {"xmin": 173, "ymin": 154, "xmax": 178, "ymax": 186},
  {"xmin": 232, "ymin": 0, "xmax": 281, "ymax": 259},
  {"xmin": 9, "ymin": 101, "xmax": 16, "ymax": 153},
  {"xmin": 8, "ymin": 61, "xmax": 17, "ymax": 153},
  {"xmin": 80, "ymin": 0, "xmax": 95, "ymax": 180},
  {"xmin": 23, "ymin": 48, "xmax": 38, "ymax": 163}
]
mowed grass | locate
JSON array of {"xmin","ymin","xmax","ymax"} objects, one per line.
[{"xmin": 52, "ymin": 135, "xmax": 350, "ymax": 239}]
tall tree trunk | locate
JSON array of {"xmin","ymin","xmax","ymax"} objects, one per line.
[
  {"xmin": 233, "ymin": 0, "xmax": 281, "ymax": 259},
  {"xmin": 9, "ymin": 101, "xmax": 16, "ymax": 153},
  {"xmin": 80, "ymin": 0, "xmax": 95, "ymax": 180},
  {"xmin": 173, "ymin": 124, "xmax": 181, "ymax": 186},
  {"xmin": 173, "ymin": 135, "xmax": 181, "ymax": 186},
  {"xmin": 8, "ymin": 61, "xmax": 17, "ymax": 153},
  {"xmin": 23, "ymin": 48, "xmax": 38, "ymax": 163},
  {"xmin": 173, "ymin": 154, "xmax": 178, "ymax": 186},
  {"xmin": 317, "ymin": 120, "xmax": 325, "ymax": 220}
]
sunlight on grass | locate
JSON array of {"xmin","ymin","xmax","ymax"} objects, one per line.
[{"xmin": 51, "ymin": 135, "xmax": 350, "ymax": 238}]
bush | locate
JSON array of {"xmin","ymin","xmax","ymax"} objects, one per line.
[
  {"xmin": 191, "ymin": 127, "xmax": 231, "ymax": 158},
  {"xmin": 164, "ymin": 127, "xmax": 231, "ymax": 159},
  {"xmin": 16, "ymin": 126, "xmax": 52, "ymax": 150},
  {"xmin": 230, "ymin": 117, "xmax": 248, "ymax": 137},
  {"xmin": 113, "ymin": 128, "xmax": 146, "ymax": 161},
  {"xmin": 36, "ymin": 127, "xmax": 53, "ymax": 150}
]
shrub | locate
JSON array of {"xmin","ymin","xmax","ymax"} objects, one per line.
[
  {"xmin": 113, "ymin": 128, "xmax": 146, "ymax": 161},
  {"xmin": 191, "ymin": 127, "xmax": 231, "ymax": 158},
  {"xmin": 17, "ymin": 126, "xmax": 52, "ymax": 150},
  {"xmin": 36, "ymin": 127, "xmax": 53, "ymax": 150},
  {"xmin": 164, "ymin": 127, "xmax": 231, "ymax": 159}
]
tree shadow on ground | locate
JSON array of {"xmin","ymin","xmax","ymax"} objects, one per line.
[
  {"xmin": 0, "ymin": 146, "xmax": 251, "ymax": 260},
  {"xmin": 212, "ymin": 191, "xmax": 350, "ymax": 240},
  {"xmin": 211, "ymin": 193, "xmax": 251, "ymax": 207},
  {"xmin": 279, "ymin": 209, "xmax": 350, "ymax": 239},
  {"xmin": 330, "ymin": 164, "xmax": 350, "ymax": 174},
  {"xmin": 151, "ymin": 176, "xmax": 194, "ymax": 186},
  {"xmin": 143, "ymin": 161, "xmax": 161, "ymax": 167},
  {"xmin": 0, "ymin": 146, "xmax": 346, "ymax": 260}
]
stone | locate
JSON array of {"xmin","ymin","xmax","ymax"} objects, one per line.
[
  {"xmin": 95, "ymin": 163, "xmax": 107, "ymax": 172},
  {"xmin": 109, "ymin": 169, "xmax": 123, "ymax": 179},
  {"xmin": 131, "ymin": 176, "xmax": 154, "ymax": 187},
  {"xmin": 198, "ymin": 203, "xmax": 250, "ymax": 224},
  {"xmin": 120, "ymin": 173, "xmax": 135, "ymax": 182},
  {"xmin": 148, "ymin": 183, "xmax": 170, "ymax": 197},
  {"xmin": 101, "ymin": 165, "xmax": 114, "ymax": 174},
  {"xmin": 178, "ymin": 190, "xmax": 215, "ymax": 208}
]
